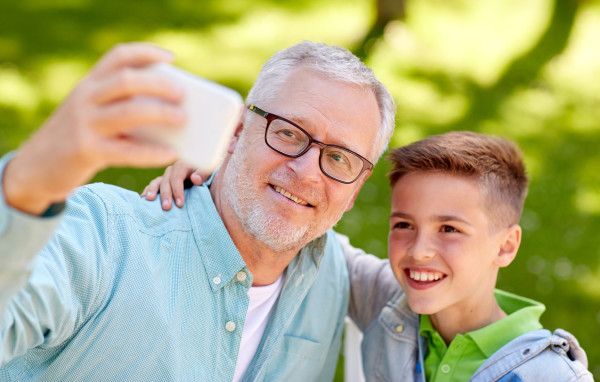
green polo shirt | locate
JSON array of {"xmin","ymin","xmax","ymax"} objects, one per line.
[{"xmin": 420, "ymin": 289, "xmax": 545, "ymax": 382}]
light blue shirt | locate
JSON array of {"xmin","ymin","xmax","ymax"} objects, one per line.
[{"xmin": 0, "ymin": 154, "xmax": 349, "ymax": 381}]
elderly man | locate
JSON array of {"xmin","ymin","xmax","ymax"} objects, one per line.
[{"xmin": 0, "ymin": 41, "xmax": 395, "ymax": 380}]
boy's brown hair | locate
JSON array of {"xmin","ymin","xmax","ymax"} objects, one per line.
[{"xmin": 387, "ymin": 131, "xmax": 529, "ymax": 230}]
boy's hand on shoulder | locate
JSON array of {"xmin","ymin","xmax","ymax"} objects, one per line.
[{"xmin": 141, "ymin": 161, "xmax": 208, "ymax": 210}]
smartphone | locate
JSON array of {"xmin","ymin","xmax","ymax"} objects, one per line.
[{"xmin": 131, "ymin": 63, "xmax": 244, "ymax": 172}]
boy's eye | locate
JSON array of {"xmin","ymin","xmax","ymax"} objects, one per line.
[
  {"xmin": 393, "ymin": 221, "xmax": 412, "ymax": 229},
  {"xmin": 440, "ymin": 225, "xmax": 459, "ymax": 233}
]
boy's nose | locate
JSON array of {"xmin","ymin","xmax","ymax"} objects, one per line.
[{"xmin": 409, "ymin": 233, "xmax": 436, "ymax": 261}]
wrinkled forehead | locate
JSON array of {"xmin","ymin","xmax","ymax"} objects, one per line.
[{"xmin": 260, "ymin": 68, "xmax": 381, "ymax": 159}]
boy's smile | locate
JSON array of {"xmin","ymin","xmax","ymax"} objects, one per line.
[
  {"xmin": 388, "ymin": 172, "xmax": 520, "ymax": 333},
  {"xmin": 405, "ymin": 268, "xmax": 446, "ymax": 290}
]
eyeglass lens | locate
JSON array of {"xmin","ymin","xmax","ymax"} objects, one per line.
[{"xmin": 266, "ymin": 118, "xmax": 365, "ymax": 182}]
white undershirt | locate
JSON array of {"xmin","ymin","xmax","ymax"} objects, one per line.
[{"xmin": 232, "ymin": 274, "xmax": 284, "ymax": 382}]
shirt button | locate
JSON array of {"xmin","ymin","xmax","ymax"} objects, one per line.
[
  {"xmin": 225, "ymin": 321, "xmax": 236, "ymax": 332},
  {"xmin": 212, "ymin": 276, "xmax": 221, "ymax": 285},
  {"xmin": 441, "ymin": 364, "xmax": 451, "ymax": 373},
  {"xmin": 395, "ymin": 325, "xmax": 404, "ymax": 333},
  {"xmin": 236, "ymin": 271, "xmax": 247, "ymax": 282}
]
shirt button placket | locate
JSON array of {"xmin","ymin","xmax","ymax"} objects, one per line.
[
  {"xmin": 236, "ymin": 271, "xmax": 247, "ymax": 282},
  {"xmin": 225, "ymin": 321, "xmax": 236, "ymax": 332}
]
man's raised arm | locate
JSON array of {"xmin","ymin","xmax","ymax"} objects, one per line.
[
  {"xmin": 2, "ymin": 43, "xmax": 184, "ymax": 215},
  {"xmin": 0, "ymin": 43, "xmax": 187, "ymax": 364}
]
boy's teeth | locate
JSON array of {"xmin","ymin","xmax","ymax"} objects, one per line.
[
  {"xmin": 409, "ymin": 269, "xmax": 443, "ymax": 282},
  {"xmin": 274, "ymin": 186, "xmax": 308, "ymax": 206}
]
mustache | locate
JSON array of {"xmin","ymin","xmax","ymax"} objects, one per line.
[{"xmin": 268, "ymin": 170, "xmax": 324, "ymax": 207}]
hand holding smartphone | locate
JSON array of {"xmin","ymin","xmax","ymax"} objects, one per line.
[{"xmin": 131, "ymin": 63, "xmax": 244, "ymax": 172}]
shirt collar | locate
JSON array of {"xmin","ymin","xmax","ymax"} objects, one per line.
[
  {"xmin": 186, "ymin": 182, "xmax": 247, "ymax": 291},
  {"xmin": 419, "ymin": 289, "xmax": 545, "ymax": 358},
  {"xmin": 186, "ymin": 171, "xmax": 329, "ymax": 290},
  {"xmin": 302, "ymin": 233, "xmax": 327, "ymax": 266},
  {"xmin": 466, "ymin": 289, "xmax": 545, "ymax": 357}
]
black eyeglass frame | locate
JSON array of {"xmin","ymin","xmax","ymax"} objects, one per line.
[{"xmin": 248, "ymin": 105, "xmax": 373, "ymax": 184}]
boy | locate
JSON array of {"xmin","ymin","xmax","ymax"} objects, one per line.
[
  {"xmin": 144, "ymin": 131, "xmax": 593, "ymax": 381},
  {"xmin": 344, "ymin": 131, "xmax": 592, "ymax": 381}
]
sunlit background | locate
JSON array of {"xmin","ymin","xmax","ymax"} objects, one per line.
[{"xmin": 1, "ymin": 0, "xmax": 599, "ymax": 379}]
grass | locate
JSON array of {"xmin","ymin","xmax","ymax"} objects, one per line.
[{"xmin": 1, "ymin": 0, "xmax": 599, "ymax": 378}]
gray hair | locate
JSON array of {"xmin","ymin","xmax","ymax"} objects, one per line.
[{"xmin": 245, "ymin": 41, "xmax": 396, "ymax": 162}]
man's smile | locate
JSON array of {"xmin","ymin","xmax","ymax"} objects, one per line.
[{"xmin": 272, "ymin": 185, "xmax": 311, "ymax": 206}]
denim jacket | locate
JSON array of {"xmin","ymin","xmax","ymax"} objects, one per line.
[{"xmin": 339, "ymin": 233, "xmax": 593, "ymax": 382}]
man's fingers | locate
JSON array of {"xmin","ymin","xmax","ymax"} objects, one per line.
[
  {"xmin": 98, "ymin": 139, "xmax": 178, "ymax": 169},
  {"xmin": 92, "ymin": 43, "xmax": 174, "ymax": 78},
  {"xmin": 93, "ymin": 98, "xmax": 186, "ymax": 137},
  {"xmin": 5, "ymin": 43, "xmax": 181, "ymax": 214},
  {"xmin": 91, "ymin": 67, "xmax": 184, "ymax": 105}
]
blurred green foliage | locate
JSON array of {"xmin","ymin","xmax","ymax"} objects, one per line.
[{"xmin": 1, "ymin": 0, "xmax": 599, "ymax": 379}]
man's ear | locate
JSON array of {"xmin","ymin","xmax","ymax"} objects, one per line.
[
  {"xmin": 345, "ymin": 172, "xmax": 371, "ymax": 212},
  {"xmin": 494, "ymin": 224, "xmax": 522, "ymax": 268},
  {"xmin": 227, "ymin": 109, "xmax": 246, "ymax": 154}
]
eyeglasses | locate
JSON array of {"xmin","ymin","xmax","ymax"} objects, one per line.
[{"xmin": 248, "ymin": 105, "xmax": 373, "ymax": 184}]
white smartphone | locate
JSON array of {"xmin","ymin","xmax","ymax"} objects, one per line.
[{"xmin": 131, "ymin": 63, "xmax": 244, "ymax": 172}]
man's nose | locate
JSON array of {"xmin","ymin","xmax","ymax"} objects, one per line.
[{"xmin": 287, "ymin": 145, "xmax": 322, "ymax": 182}]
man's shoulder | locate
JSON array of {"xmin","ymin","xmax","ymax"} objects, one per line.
[
  {"xmin": 73, "ymin": 182, "xmax": 184, "ymax": 214},
  {"xmin": 73, "ymin": 183, "xmax": 143, "ymax": 210},
  {"xmin": 65, "ymin": 183, "xmax": 118, "ymax": 207},
  {"xmin": 69, "ymin": 183, "xmax": 191, "ymax": 232}
]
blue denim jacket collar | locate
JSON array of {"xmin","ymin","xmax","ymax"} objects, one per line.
[
  {"xmin": 374, "ymin": 292, "xmax": 592, "ymax": 382},
  {"xmin": 471, "ymin": 328, "xmax": 592, "ymax": 381}
]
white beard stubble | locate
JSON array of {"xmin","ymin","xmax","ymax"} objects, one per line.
[{"xmin": 222, "ymin": 134, "xmax": 348, "ymax": 254}]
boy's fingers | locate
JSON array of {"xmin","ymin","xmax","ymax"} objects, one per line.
[
  {"xmin": 170, "ymin": 176, "xmax": 185, "ymax": 207},
  {"xmin": 161, "ymin": 197, "xmax": 173, "ymax": 210},
  {"xmin": 170, "ymin": 162, "xmax": 196, "ymax": 206},
  {"xmin": 159, "ymin": 166, "xmax": 174, "ymax": 210},
  {"xmin": 190, "ymin": 172, "xmax": 205, "ymax": 186},
  {"xmin": 141, "ymin": 176, "xmax": 163, "ymax": 200}
]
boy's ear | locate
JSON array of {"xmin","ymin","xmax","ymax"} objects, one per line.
[
  {"xmin": 226, "ymin": 111, "xmax": 246, "ymax": 154},
  {"xmin": 494, "ymin": 224, "xmax": 522, "ymax": 268}
]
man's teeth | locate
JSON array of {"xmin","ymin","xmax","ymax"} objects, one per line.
[
  {"xmin": 409, "ymin": 270, "xmax": 443, "ymax": 282},
  {"xmin": 274, "ymin": 186, "xmax": 308, "ymax": 206}
]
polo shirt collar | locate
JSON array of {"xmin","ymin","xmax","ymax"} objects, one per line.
[
  {"xmin": 419, "ymin": 289, "xmax": 545, "ymax": 358},
  {"xmin": 466, "ymin": 289, "xmax": 545, "ymax": 357}
]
